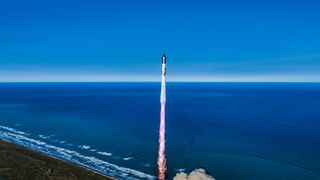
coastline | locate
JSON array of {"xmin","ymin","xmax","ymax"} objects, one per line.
[{"xmin": 0, "ymin": 139, "xmax": 115, "ymax": 180}]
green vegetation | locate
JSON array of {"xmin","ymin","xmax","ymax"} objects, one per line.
[{"xmin": 0, "ymin": 139, "xmax": 114, "ymax": 180}]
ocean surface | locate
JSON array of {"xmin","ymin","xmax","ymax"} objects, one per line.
[{"xmin": 0, "ymin": 82, "xmax": 319, "ymax": 179}]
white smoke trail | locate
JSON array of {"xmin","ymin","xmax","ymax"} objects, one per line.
[
  {"xmin": 173, "ymin": 169, "xmax": 215, "ymax": 180},
  {"xmin": 158, "ymin": 55, "xmax": 167, "ymax": 180}
]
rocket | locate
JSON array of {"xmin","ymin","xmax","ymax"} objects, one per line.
[
  {"xmin": 160, "ymin": 54, "xmax": 166, "ymax": 103},
  {"xmin": 162, "ymin": 53, "xmax": 167, "ymax": 75},
  {"xmin": 158, "ymin": 53, "xmax": 167, "ymax": 179}
]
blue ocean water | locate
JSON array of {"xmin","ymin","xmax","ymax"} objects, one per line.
[{"xmin": 0, "ymin": 82, "xmax": 319, "ymax": 179}]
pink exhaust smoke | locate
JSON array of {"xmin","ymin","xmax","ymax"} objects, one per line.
[
  {"xmin": 158, "ymin": 102, "xmax": 166, "ymax": 180},
  {"xmin": 158, "ymin": 54, "xmax": 167, "ymax": 180}
]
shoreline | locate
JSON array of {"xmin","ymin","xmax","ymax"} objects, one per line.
[{"xmin": 0, "ymin": 139, "xmax": 115, "ymax": 180}]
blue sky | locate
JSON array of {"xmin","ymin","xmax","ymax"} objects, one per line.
[{"xmin": 0, "ymin": 0, "xmax": 320, "ymax": 82}]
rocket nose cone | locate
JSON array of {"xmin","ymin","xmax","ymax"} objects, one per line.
[{"xmin": 162, "ymin": 54, "xmax": 166, "ymax": 64}]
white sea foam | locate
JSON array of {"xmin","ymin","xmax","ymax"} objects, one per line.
[
  {"xmin": 0, "ymin": 125, "xmax": 155, "ymax": 180},
  {"xmin": 98, "ymin": 151, "xmax": 112, "ymax": 156},
  {"xmin": 79, "ymin": 145, "xmax": 90, "ymax": 149},
  {"xmin": 123, "ymin": 157, "xmax": 133, "ymax": 161},
  {"xmin": 39, "ymin": 134, "xmax": 54, "ymax": 139},
  {"xmin": 175, "ymin": 168, "xmax": 186, "ymax": 172},
  {"xmin": 0, "ymin": 125, "xmax": 28, "ymax": 135}
]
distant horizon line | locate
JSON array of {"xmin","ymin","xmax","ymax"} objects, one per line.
[{"xmin": 0, "ymin": 81, "xmax": 319, "ymax": 83}]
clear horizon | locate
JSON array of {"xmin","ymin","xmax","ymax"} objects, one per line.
[{"xmin": 1, "ymin": 0, "xmax": 319, "ymax": 82}]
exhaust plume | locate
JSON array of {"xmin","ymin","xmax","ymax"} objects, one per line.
[
  {"xmin": 158, "ymin": 54, "xmax": 167, "ymax": 180},
  {"xmin": 173, "ymin": 169, "xmax": 215, "ymax": 180}
]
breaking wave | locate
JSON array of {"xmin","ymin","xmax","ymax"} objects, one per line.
[
  {"xmin": 0, "ymin": 125, "xmax": 155, "ymax": 180},
  {"xmin": 98, "ymin": 151, "xmax": 113, "ymax": 156},
  {"xmin": 78, "ymin": 145, "xmax": 91, "ymax": 150},
  {"xmin": 0, "ymin": 125, "xmax": 28, "ymax": 135}
]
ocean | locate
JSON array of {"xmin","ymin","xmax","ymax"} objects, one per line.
[{"xmin": 0, "ymin": 82, "xmax": 319, "ymax": 179}]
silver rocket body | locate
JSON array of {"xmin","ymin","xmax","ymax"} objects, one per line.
[{"xmin": 160, "ymin": 54, "xmax": 166, "ymax": 103}]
